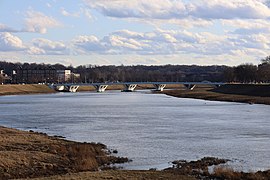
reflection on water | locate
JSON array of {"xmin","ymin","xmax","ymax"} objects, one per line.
[{"xmin": 1, "ymin": 91, "xmax": 270, "ymax": 171}]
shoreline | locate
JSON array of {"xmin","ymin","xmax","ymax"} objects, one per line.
[
  {"xmin": 1, "ymin": 126, "xmax": 269, "ymax": 179},
  {"xmin": 0, "ymin": 84, "xmax": 56, "ymax": 96},
  {"xmin": 162, "ymin": 84, "xmax": 270, "ymax": 105},
  {"xmin": 0, "ymin": 126, "xmax": 129, "ymax": 179},
  {"xmin": 1, "ymin": 84, "xmax": 270, "ymax": 106}
]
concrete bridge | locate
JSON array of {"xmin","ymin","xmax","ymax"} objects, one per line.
[{"xmin": 51, "ymin": 81, "xmax": 225, "ymax": 93}]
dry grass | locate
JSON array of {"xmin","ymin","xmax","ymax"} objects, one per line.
[
  {"xmin": 212, "ymin": 166, "xmax": 270, "ymax": 180},
  {"xmin": 0, "ymin": 126, "xmax": 127, "ymax": 179},
  {"xmin": 0, "ymin": 84, "xmax": 55, "ymax": 96},
  {"xmin": 163, "ymin": 84, "xmax": 270, "ymax": 105},
  {"xmin": 25, "ymin": 170, "xmax": 195, "ymax": 180}
]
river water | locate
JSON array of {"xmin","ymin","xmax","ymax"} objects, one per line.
[{"xmin": 1, "ymin": 91, "xmax": 270, "ymax": 171}]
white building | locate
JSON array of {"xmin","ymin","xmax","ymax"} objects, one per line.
[{"xmin": 57, "ymin": 70, "xmax": 71, "ymax": 82}]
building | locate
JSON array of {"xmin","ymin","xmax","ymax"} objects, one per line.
[
  {"xmin": 56, "ymin": 70, "xmax": 71, "ymax": 83},
  {"xmin": 14, "ymin": 67, "xmax": 57, "ymax": 84},
  {"xmin": 0, "ymin": 70, "xmax": 12, "ymax": 84}
]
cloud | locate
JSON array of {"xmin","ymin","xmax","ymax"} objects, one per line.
[
  {"xmin": 84, "ymin": 0, "xmax": 270, "ymax": 20},
  {"xmin": 23, "ymin": 10, "xmax": 60, "ymax": 33},
  {"xmin": 0, "ymin": 24, "xmax": 20, "ymax": 33},
  {"xmin": 73, "ymin": 35, "xmax": 106, "ymax": 53},
  {"xmin": 71, "ymin": 28, "xmax": 270, "ymax": 60},
  {"xmin": 31, "ymin": 38, "xmax": 68, "ymax": 55},
  {"xmin": 0, "ymin": 32, "xmax": 26, "ymax": 51},
  {"xmin": 60, "ymin": 8, "xmax": 80, "ymax": 17},
  {"xmin": 191, "ymin": 0, "xmax": 270, "ymax": 19}
]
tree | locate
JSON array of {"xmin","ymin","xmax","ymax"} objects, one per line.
[
  {"xmin": 258, "ymin": 56, "xmax": 270, "ymax": 82},
  {"xmin": 261, "ymin": 56, "xmax": 270, "ymax": 64},
  {"xmin": 0, "ymin": 74, "xmax": 3, "ymax": 84},
  {"xmin": 234, "ymin": 64, "xmax": 257, "ymax": 83},
  {"xmin": 223, "ymin": 67, "xmax": 236, "ymax": 82}
]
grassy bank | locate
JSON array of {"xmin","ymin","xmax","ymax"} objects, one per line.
[
  {"xmin": 0, "ymin": 126, "xmax": 129, "ymax": 179},
  {"xmin": 0, "ymin": 126, "xmax": 192, "ymax": 180},
  {"xmin": 163, "ymin": 84, "xmax": 270, "ymax": 105},
  {"xmin": 1, "ymin": 127, "xmax": 269, "ymax": 179},
  {"xmin": 0, "ymin": 84, "xmax": 56, "ymax": 96}
]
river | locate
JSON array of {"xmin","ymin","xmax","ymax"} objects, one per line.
[{"xmin": 1, "ymin": 91, "xmax": 270, "ymax": 171}]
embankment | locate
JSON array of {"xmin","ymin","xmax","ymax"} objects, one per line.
[
  {"xmin": 0, "ymin": 126, "xmax": 128, "ymax": 179},
  {"xmin": 0, "ymin": 84, "xmax": 56, "ymax": 96},
  {"xmin": 163, "ymin": 84, "xmax": 270, "ymax": 105}
]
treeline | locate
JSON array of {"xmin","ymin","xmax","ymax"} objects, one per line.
[
  {"xmin": 1, "ymin": 56, "xmax": 270, "ymax": 83},
  {"xmin": 75, "ymin": 65, "xmax": 226, "ymax": 82},
  {"xmin": 224, "ymin": 56, "xmax": 270, "ymax": 83}
]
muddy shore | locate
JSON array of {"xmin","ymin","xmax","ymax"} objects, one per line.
[
  {"xmin": 0, "ymin": 126, "xmax": 129, "ymax": 179},
  {"xmin": 1, "ymin": 84, "xmax": 270, "ymax": 106},
  {"xmin": 163, "ymin": 84, "xmax": 270, "ymax": 105},
  {"xmin": 1, "ymin": 127, "xmax": 270, "ymax": 179}
]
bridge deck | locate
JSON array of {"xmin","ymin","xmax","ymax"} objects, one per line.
[{"xmin": 53, "ymin": 82, "xmax": 226, "ymax": 86}]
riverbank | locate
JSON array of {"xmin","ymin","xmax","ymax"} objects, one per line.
[
  {"xmin": 0, "ymin": 84, "xmax": 56, "ymax": 96},
  {"xmin": 163, "ymin": 84, "xmax": 270, "ymax": 105},
  {"xmin": 0, "ymin": 126, "xmax": 193, "ymax": 180},
  {"xmin": 1, "ymin": 84, "xmax": 270, "ymax": 105},
  {"xmin": 0, "ymin": 126, "xmax": 129, "ymax": 179},
  {"xmin": 1, "ymin": 126, "xmax": 270, "ymax": 179}
]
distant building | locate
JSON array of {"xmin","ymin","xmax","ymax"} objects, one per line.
[
  {"xmin": 71, "ymin": 73, "xmax": 80, "ymax": 83},
  {"xmin": 14, "ymin": 67, "xmax": 57, "ymax": 84},
  {"xmin": 0, "ymin": 70, "xmax": 12, "ymax": 84},
  {"xmin": 56, "ymin": 70, "xmax": 71, "ymax": 82}
]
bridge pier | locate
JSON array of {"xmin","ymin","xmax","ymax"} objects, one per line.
[
  {"xmin": 153, "ymin": 84, "xmax": 166, "ymax": 91},
  {"xmin": 55, "ymin": 85, "xmax": 65, "ymax": 91},
  {"xmin": 184, "ymin": 84, "xmax": 196, "ymax": 90},
  {"xmin": 122, "ymin": 84, "xmax": 137, "ymax": 92},
  {"xmin": 94, "ymin": 85, "xmax": 108, "ymax": 92},
  {"xmin": 65, "ymin": 85, "xmax": 79, "ymax": 92}
]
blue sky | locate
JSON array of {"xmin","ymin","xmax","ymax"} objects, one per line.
[{"xmin": 1, "ymin": 0, "xmax": 270, "ymax": 66}]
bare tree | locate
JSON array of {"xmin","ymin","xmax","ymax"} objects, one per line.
[{"xmin": 0, "ymin": 74, "xmax": 4, "ymax": 84}]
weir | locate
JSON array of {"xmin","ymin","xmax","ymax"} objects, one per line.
[
  {"xmin": 65, "ymin": 85, "xmax": 79, "ymax": 92},
  {"xmin": 94, "ymin": 85, "xmax": 108, "ymax": 92},
  {"xmin": 123, "ymin": 84, "xmax": 137, "ymax": 92},
  {"xmin": 153, "ymin": 84, "xmax": 166, "ymax": 91},
  {"xmin": 51, "ymin": 81, "xmax": 225, "ymax": 93},
  {"xmin": 184, "ymin": 84, "xmax": 196, "ymax": 90}
]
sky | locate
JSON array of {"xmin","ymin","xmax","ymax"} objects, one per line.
[{"xmin": 1, "ymin": 0, "xmax": 270, "ymax": 66}]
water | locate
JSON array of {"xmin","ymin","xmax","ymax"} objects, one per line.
[{"xmin": 1, "ymin": 91, "xmax": 270, "ymax": 171}]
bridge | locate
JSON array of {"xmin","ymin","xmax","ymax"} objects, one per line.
[{"xmin": 51, "ymin": 81, "xmax": 226, "ymax": 93}]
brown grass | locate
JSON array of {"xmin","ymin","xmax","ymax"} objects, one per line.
[
  {"xmin": 26, "ymin": 170, "xmax": 195, "ymax": 180},
  {"xmin": 212, "ymin": 166, "xmax": 270, "ymax": 180},
  {"xmin": 0, "ymin": 84, "xmax": 55, "ymax": 96},
  {"xmin": 0, "ymin": 126, "xmax": 128, "ymax": 179},
  {"xmin": 163, "ymin": 84, "xmax": 270, "ymax": 105}
]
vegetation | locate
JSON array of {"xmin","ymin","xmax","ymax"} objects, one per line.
[
  {"xmin": 163, "ymin": 84, "xmax": 270, "ymax": 105},
  {"xmin": 0, "ymin": 126, "xmax": 129, "ymax": 179},
  {"xmin": 224, "ymin": 56, "xmax": 270, "ymax": 83},
  {"xmin": 0, "ymin": 74, "xmax": 3, "ymax": 84},
  {"xmin": 0, "ymin": 84, "xmax": 56, "ymax": 96},
  {"xmin": 1, "ymin": 56, "xmax": 270, "ymax": 84}
]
